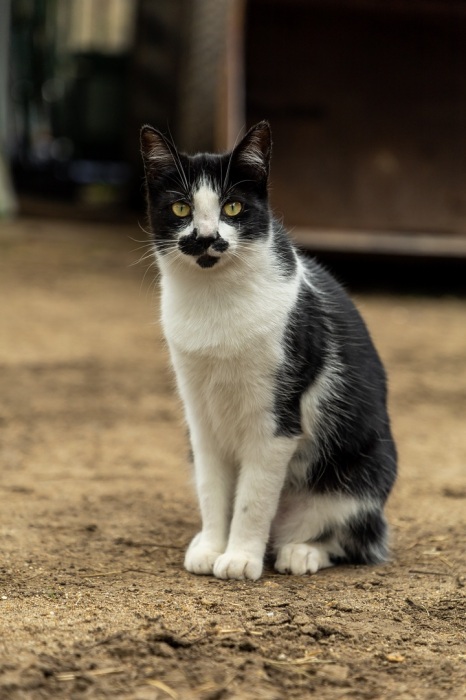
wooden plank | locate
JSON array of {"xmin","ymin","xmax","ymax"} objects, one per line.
[
  {"xmin": 246, "ymin": 2, "xmax": 466, "ymax": 234},
  {"xmin": 215, "ymin": 0, "xmax": 246, "ymax": 151},
  {"xmin": 291, "ymin": 227, "xmax": 466, "ymax": 258},
  {"xmin": 268, "ymin": 0, "xmax": 466, "ymax": 19}
]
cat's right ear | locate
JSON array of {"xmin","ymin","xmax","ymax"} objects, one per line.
[{"xmin": 140, "ymin": 125, "xmax": 176, "ymax": 178}]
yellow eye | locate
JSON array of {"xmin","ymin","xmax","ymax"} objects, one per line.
[
  {"xmin": 172, "ymin": 201, "xmax": 191, "ymax": 217},
  {"xmin": 223, "ymin": 201, "xmax": 242, "ymax": 217}
]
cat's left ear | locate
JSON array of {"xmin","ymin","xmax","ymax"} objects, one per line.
[
  {"xmin": 140, "ymin": 125, "xmax": 177, "ymax": 178},
  {"xmin": 231, "ymin": 121, "xmax": 272, "ymax": 181}
]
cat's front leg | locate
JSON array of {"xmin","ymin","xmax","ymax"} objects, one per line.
[
  {"xmin": 184, "ymin": 437, "xmax": 235, "ymax": 576},
  {"xmin": 184, "ymin": 533, "xmax": 224, "ymax": 575},
  {"xmin": 213, "ymin": 436, "xmax": 298, "ymax": 581}
]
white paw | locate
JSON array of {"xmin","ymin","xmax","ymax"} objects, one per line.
[
  {"xmin": 275, "ymin": 543, "xmax": 332, "ymax": 575},
  {"xmin": 184, "ymin": 534, "xmax": 224, "ymax": 575},
  {"xmin": 213, "ymin": 551, "xmax": 263, "ymax": 581}
]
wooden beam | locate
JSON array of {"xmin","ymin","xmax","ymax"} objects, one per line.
[
  {"xmin": 264, "ymin": 0, "xmax": 466, "ymax": 19},
  {"xmin": 291, "ymin": 228, "xmax": 466, "ymax": 258}
]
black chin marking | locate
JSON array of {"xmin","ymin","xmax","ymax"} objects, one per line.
[{"xmin": 196, "ymin": 254, "xmax": 219, "ymax": 269}]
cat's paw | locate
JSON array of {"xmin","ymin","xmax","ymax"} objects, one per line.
[
  {"xmin": 275, "ymin": 543, "xmax": 332, "ymax": 575},
  {"xmin": 213, "ymin": 551, "xmax": 263, "ymax": 581},
  {"xmin": 184, "ymin": 535, "xmax": 223, "ymax": 575}
]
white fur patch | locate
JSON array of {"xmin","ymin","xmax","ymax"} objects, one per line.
[
  {"xmin": 161, "ymin": 236, "xmax": 300, "ymax": 357},
  {"xmin": 192, "ymin": 181, "xmax": 221, "ymax": 239},
  {"xmin": 271, "ymin": 491, "xmax": 373, "ymax": 549},
  {"xmin": 184, "ymin": 533, "xmax": 224, "ymax": 575},
  {"xmin": 275, "ymin": 542, "xmax": 337, "ymax": 575}
]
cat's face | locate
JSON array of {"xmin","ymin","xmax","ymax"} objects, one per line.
[{"xmin": 140, "ymin": 122, "xmax": 272, "ymax": 270}]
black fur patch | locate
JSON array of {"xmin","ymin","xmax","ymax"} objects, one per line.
[
  {"xmin": 273, "ymin": 277, "xmax": 328, "ymax": 436},
  {"xmin": 179, "ymin": 230, "xmax": 220, "ymax": 256},
  {"xmin": 211, "ymin": 237, "xmax": 229, "ymax": 253},
  {"xmin": 196, "ymin": 255, "xmax": 219, "ymax": 269},
  {"xmin": 271, "ymin": 221, "xmax": 297, "ymax": 276},
  {"xmin": 341, "ymin": 510, "xmax": 389, "ymax": 565},
  {"xmin": 274, "ymin": 258, "xmax": 397, "ymax": 503}
]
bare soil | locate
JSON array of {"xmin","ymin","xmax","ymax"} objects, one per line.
[{"xmin": 1, "ymin": 218, "xmax": 465, "ymax": 700}]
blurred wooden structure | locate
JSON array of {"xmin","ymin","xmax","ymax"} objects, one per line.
[
  {"xmin": 239, "ymin": 0, "xmax": 466, "ymax": 256},
  {"xmin": 8, "ymin": 0, "xmax": 466, "ymax": 258}
]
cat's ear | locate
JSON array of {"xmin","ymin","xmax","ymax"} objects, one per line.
[
  {"xmin": 231, "ymin": 121, "xmax": 272, "ymax": 180},
  {"xmin": 140, "ymin": 125, "xmax": 176, "ymax": 178}
]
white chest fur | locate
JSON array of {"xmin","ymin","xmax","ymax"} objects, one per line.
[
  {"xmin": 159, "ymin": 242, "xmax": 300, "ymax": 456},
  {"xmin": 159, "ymin": 243, "xmax": 299, "ymax": 356}
]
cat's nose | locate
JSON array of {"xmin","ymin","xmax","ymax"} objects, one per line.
[
  {"xmin": 178, "ymin": 229, "xmax": 221, "ymax": 257},
  {"xmin": 193, "ymin": 229, "xmax": 219, "ymax": 249},
  {"xmin": 194, "ymin": 228, "xmax": 219, "ymax": 240}
]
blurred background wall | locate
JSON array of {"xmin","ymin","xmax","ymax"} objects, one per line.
[
  {"xmin": 1, "ymin": 0, "xmax": 466, "ymax": 257},
  {"xmin": 3, "ymin": 0, "xmax": 238, "ymax": 220}
]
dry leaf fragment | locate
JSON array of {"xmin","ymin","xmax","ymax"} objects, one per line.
[
  {"xmin": 217, "ymin": 628, "xmax": 244, "ymax": 635},
  {"xmin": 88, "ymin": 667, "xmax": 126, "ymax": 677},
  {"xmin": 265, "ymin": 650, "xmax": 322, "ymax": 668},
  {"xmin": 56, "ymin": 672, "xmax": 76, "ymax": 682},
  {"xmin": 56, "ymin": 667, "xmax": 125, "ymax": 682},
  {"xmin": 147, "ymin": 679, "xmax": 179, "ymax": 699}
]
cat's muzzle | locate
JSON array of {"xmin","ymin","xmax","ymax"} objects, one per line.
[{"xmin": 178, "ymin": 230, "xmax": 229, "ymax": 268}]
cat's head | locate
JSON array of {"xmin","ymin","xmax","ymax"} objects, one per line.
[{"xmin": 140, "ymin": 122, "xmax": 271, "ymax": 270}]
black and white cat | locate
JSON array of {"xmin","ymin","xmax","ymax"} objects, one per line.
[{"xmin": 140, "ymin": 121, "xmax": 397, "ymax": 581}]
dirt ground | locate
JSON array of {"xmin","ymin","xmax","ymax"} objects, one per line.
[{"xmin": 1, "ymin": 217, "xmax": 465, "ymax": 700}]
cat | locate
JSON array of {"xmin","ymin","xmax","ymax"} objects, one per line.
[{"xmin": 140, "ymin": 121, "xmax": 397, "ymax": 581}]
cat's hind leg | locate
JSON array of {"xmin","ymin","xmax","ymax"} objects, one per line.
[
  {"xmin": 275, "ymin": 541, "xmax": 340, "ymax": 575},
  {"xmin": 272, "ymin": 491, "xmax": 389, "ymax": 575}
]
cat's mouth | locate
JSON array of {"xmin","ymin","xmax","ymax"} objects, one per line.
[{"xmin": 178, "ymin": 231, "xmax": 229, "ymax": 269}]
